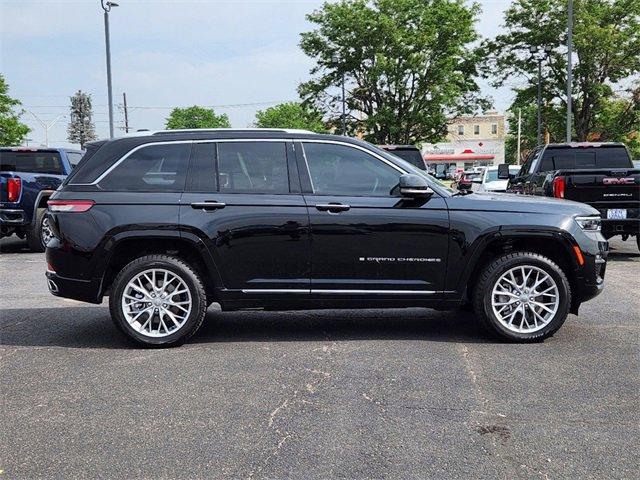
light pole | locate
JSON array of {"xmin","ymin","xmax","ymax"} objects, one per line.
[
  {"xmin": 529, "ymin": 45, "xmax": 552, "ymax": 145},
  {"xmin": 28, "ymin": 111, "xmax": 65, "ymax": 147},
  {"xmin": 331, "ymin": 53, "xmax": 346, "ymax": 136},
  {"xmin": 566, "ymin": 0, "xmax": 573, "ymax": 142},
  {"xmin": 101, "ymin": 1, "xmax": 119, "ymax": 139}
]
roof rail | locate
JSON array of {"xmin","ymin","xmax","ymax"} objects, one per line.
[{"xmin": 147, "ymin": 128, "xmax": 314, "ymax": 135}]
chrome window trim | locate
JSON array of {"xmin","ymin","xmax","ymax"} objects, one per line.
[{"xmin": 72, "ymin": 138, "xmax": 291, "ymax": 186}]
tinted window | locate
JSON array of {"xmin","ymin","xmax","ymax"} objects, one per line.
[
  {"xmin": 540, "ymin": 146, "xmax": 632, "ymax": 171},
  {"xmin": 188, "ymin": 143, "xmax": 217, "ymax": 192},
  {"xmin": 387, "ymin": 148, "xmax": 425, "ymax": 170},
  {"xmin": 217, "ymin": 142, "xmax": 289, "ymax": 194},
  {"xmin": 303, "ymin": 143, "xmax": 400, "ymax": 196},
  {"xmin": 0, "ymin": 151, "xmax": 64, "ymax": 174},
  {"xmin": 66, "ymin": 152, "xmax": 83, "ymax": 166},
  {"xmin": 99, "ymin": 143, "xmax": 190, "ymax": 191}
]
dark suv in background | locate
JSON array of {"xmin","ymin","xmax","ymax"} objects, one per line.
[{"xmin": 46, "ymin": 129, "xmax": 607, "ymax": 346}]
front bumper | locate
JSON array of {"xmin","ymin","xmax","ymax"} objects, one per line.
[{"xmin": 572, "ymin": 236, "xmax": 608, "ymax": 306}]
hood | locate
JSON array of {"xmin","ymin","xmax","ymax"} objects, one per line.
[{"xmin": 451, "ymin": 192, "xmax": 600, "ymax": 217}]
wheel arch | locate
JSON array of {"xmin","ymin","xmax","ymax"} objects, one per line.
[
  {"xmin": 460, "ymin": 228, "xmax": 581, "ymax": 309},
  {"xmin": 97, "ymin": 231, "xmax": 222, "ymax": 301}
]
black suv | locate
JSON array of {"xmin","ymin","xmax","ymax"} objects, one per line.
[{"xmin": 46, "ymin": 129, "xmax": 608, "ymax": 346}]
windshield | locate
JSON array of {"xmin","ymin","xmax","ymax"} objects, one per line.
[{"xmin": 369, "ymin": 143, "xmax": 454, "ymax": 195}]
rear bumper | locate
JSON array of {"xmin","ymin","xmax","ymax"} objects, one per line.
[
  {"xmin": 0, "ymin": 208, "xmax": 27, "ymax": 225},
  {"xmin": 45, "ymin": 271, "xmax": 103, "ymax": 304},
  {"xmin": 601, "ymin": 218, "xmax": 640, "ymax": 236}
]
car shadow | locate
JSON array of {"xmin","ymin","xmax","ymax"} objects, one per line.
[
  {"xmin": 0, "ymin": 237, "xmax": 31, "ymax": 254},
  {"xmin": 0, "ymin": 306, "xmax": 495, "ymax": 350}
]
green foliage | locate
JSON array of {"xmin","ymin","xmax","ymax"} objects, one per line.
[
  {"xmin": 481, "ymin": 0, "xmax": 640, "ymax": 150},
  {"xmin": 165, "ymin": 106, "xmax": 231, "ymax": 129},
  {"xmin": 67, "ymin": 90, "xmax": 97, "ymax": 148},
  {"xmin": 299, "ymin": 0, "xmax": 488, "ymax": 144},
  {"xmin": 254, "ymin": 102, "xmax": 327, "ymax": 132},
  {"xmin": 0, "ymin": 74, "xmax": 29, "ymax": 146}
]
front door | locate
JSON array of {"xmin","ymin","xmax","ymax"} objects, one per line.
[
  {"xmin": 180, "ymin": 140, "xmax": 310, "ymax": 297},
  {"xmin": 296, "ymin": 141, "xmax": 449, "ymax": 297}
]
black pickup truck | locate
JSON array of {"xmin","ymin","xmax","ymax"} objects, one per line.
[{"xmin": 502, "ymin": 143, "xmax": 639, "ymax": 250}]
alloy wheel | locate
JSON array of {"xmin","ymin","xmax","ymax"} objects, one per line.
[
  {"xmin": 491, "ymin": 265, "xmax": 560, "ymax": 333},
  {"xmin": 121, "ymin": 268, "xmax": 192, "ymax": 338},
  {"xmin": 41, "ymin": 216, "xmax": 53, "ymax": 248}
]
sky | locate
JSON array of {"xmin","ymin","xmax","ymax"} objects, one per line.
[{"xmin": 0, "ymin": 0, "xmax": 514, "ymax": 148}]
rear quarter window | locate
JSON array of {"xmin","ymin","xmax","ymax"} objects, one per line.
[{"xmin": 98, "ymin": 143, "xmax": 190, "ymax": 192}]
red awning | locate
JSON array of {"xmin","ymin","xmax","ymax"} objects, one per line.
[{"xmin": 423, "ymin": 154, "xmax": 495, "ymax": 161}]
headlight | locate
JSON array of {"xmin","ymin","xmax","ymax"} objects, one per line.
[{"xmin": 575, "ymin": 216, "xmax": 601, "ymax": 231}]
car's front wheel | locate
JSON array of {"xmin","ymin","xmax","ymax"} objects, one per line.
[
  {"xmin": 109, "ymin": 255, "xmax": 208, "ymax": 346},
  {"xmin": 473, "ymin": 252, "xmax": 571, "ymax": 342}
]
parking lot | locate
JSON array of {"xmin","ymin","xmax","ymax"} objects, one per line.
[{"xmin": 1, "ymin": 236, "xmax": 638, "ymax": 479}]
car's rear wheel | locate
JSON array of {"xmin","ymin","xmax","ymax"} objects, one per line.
[
  {"xmin": 473, "ymin": 252, "xmax": 571, "ymax": 342},
  {"xmin": 109, "ymin": 255, "xmax": 207, "ymax": 346},
  {"xmin": 26, "ymin": 208, "xmax": 50, "ymax": 252}
]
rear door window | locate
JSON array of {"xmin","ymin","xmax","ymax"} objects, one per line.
[
  {"xmin": 99, "ymin": 143, "xmax": 190, "ymax": 192},
  {"xmin": 0, "ymin": 151, "xmax": 64, "ymax": 174},
  {"xmin": 217, "ymin": 142, "xmax": 289, "ymax": 194}
]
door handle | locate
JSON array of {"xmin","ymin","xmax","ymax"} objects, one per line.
[
  {"xmin": 190, "ymin": 201, "xmax": 226, "ymax": 210},
  {"xmin": 315, "ymin": 203, "xmax": 350, "ymax": 213}
]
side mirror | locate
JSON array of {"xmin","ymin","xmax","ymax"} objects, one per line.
[
  {"xmin": 399, "ymin": 174, "xmax": 433, "ymax": 198},
  {"xmin": 497, "ymin": 164, "xmax": 512, "ymax": 180}
]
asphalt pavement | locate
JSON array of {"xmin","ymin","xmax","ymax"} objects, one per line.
[{"xmin": 1, "ymin": 235, "xmax": 638, "ymax": 479}]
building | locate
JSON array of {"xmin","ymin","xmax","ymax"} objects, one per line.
[{"xmin": 422, "ymin": 111, "xmax": 505, "ymax": 174}]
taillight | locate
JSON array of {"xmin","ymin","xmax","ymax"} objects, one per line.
[
  {"xmin": 48, "ymin": 199, "xmax": 94, "ymax": 212},
  {"xmin": 553, "ymin": 176, "xmax": 565, "ymax": 198},
  {"xmin": 7, "ymin": 178, "xmax": 22, "ymax": 202}
]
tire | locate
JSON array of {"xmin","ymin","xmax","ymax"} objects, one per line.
[
  {"xmin": 109, "ymin": 255, "xmax": 208, "ymax": 347},
  {"xmin": 473, "ymin": 252, "xmax": 571, "ymax": 342},
  {"xmin": 26, "ymin": 208, "xmax": 50, "ymax": 252}
]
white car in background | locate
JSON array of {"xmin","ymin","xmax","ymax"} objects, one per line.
[{"xmin": 473, "ymin": 165, "xmax": 521, "ymax": 193}]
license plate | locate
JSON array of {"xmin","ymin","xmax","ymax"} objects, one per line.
[{"xmin": 607, "ymin": 209, "xmax": 627, "ymax": 219}]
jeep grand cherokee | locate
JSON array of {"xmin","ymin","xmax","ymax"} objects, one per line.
[{"xmin": 45, "ymin": 129, "xmax": 608, "ymax": 346}]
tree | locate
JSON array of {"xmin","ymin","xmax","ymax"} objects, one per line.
[
  {"xmin": 165, "ymin": 106, "xmax": 231, "ymax": 129},
  {"xmin": 254, "ymin": 102, "xmax": 327, "ymax": 132},
  {"xmin": 67, "ymin": 90, "xmax": 97, "ymax": 148},
  {"xmin": 299, "ymin": 0, "xmax": 488, "ymax": 145},
  {"xmin": 0, "ymin": 74, "xmax": 30, "ymax": 146},
  {"xmin": 481, "ymin": 0, "xmax": 640, "ymax": 153}
]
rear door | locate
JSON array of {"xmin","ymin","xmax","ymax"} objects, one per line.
[
  {"xmin": 180, "ymin": 140, "xmax": 310, "ymax": 296},
  {"xmin": 297, "ymin": 140, "xmax": 449, "ymax": 296}
]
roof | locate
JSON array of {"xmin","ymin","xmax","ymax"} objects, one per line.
[
  {"xmin": 0, "ymin": 146, "xmax": 83, "ymax": 153},
  {"xmin": 423, "ymin": 153, "xmax": 495, "ymax": 161},
  {"xmin": 123, "ymin": 128, "xmax": 315, "ymax": 138},
  {"xmin": 544, "ymin": 142, "xmax": 625, "ymax": 148},
  {"xmin": 378, "ymin": 145, "xmax": 419, "ymax": 150}
]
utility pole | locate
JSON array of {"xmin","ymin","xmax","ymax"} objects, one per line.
[
  {"xmin": 101, "ymin": 1, "xmax": 119, "ymax": 139},
  {"xmin": 516, "ymin": 108, "xmax": 522, "ymax": 165},
  {"xmin": 28, "ymin": 111, "xmax": 65, "ymax": 147},
  {"xmin": 566, "ymin": 0, "xmax": 573, "ymax": 142},
  {"xmin": 122, "ymin": 92, "xmax": 129, "ymax": 133}
]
